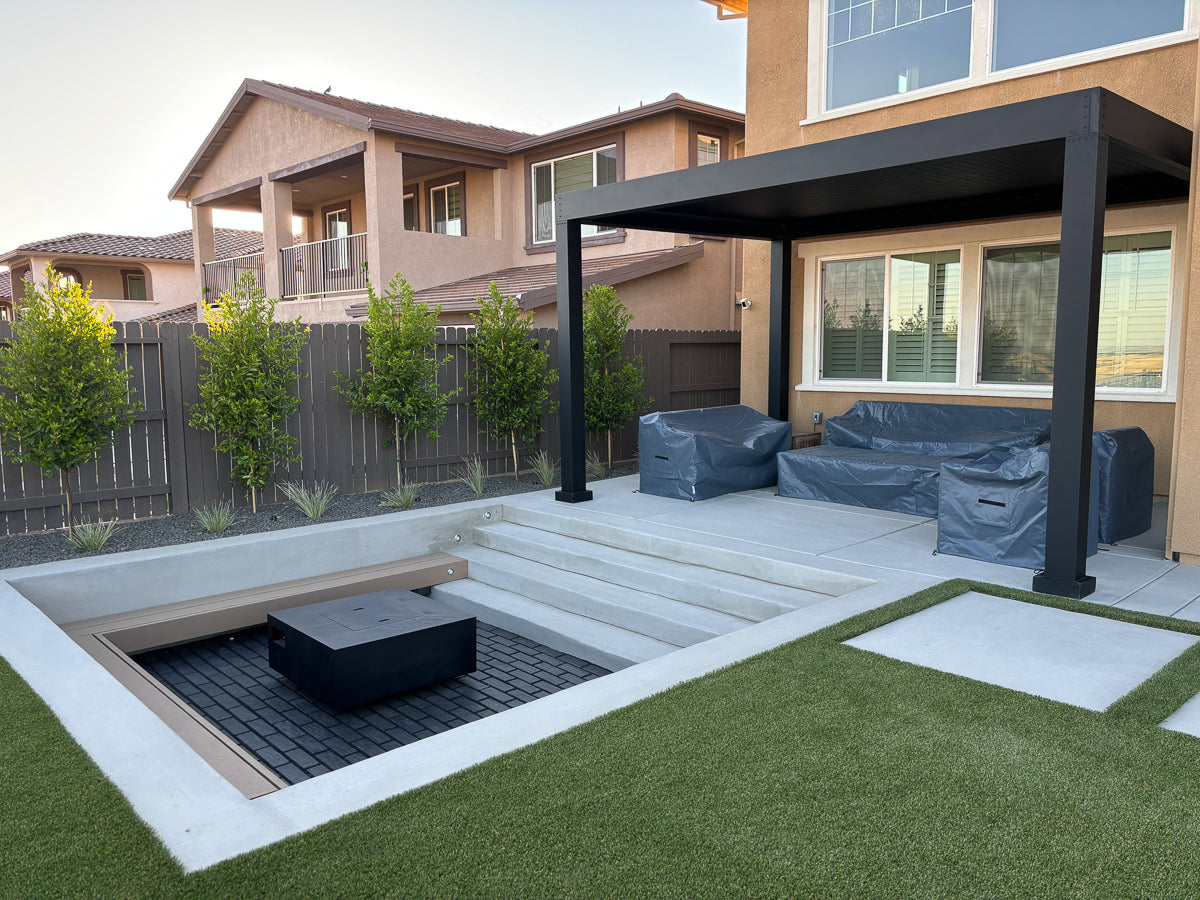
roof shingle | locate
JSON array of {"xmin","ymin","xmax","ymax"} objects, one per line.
[
  {"xmin": 7, "ymin": 228, "xmax": 263, "ymax": 262},
  {"xmin": 131, "ymin": 303, "xmax": 202, "ymax": 324},
  {"xmin": 0, "ymin": 270, "xmax": 10, "ymax": 301}
]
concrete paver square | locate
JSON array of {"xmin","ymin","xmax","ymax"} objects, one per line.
[
  {"xmin": 844, "ymin": 592, "xmax": 1198, "ymax": 711},
  {"xmin": 1161, "ymin": 692, "xmax": 1200, "ymax": 738}
]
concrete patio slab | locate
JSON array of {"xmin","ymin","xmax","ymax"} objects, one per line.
[
  {"xmin": 1161, "ymin": 692, "xmax": 1200, "ymax": 738},
  {"xmin": 1115, "ymin": 565, "xmax": 1200, "ymax": 617},
  {"xmin": 845, "ymin": 591, "xmax": 1198, "ymax": 711}
]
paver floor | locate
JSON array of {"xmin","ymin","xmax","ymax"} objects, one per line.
[{"xmin": 136, "ymin": 623, "xmax": 610, "ymax": 784}]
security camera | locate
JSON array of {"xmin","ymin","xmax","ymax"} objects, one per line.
[{"xmin": 735, "ymin": 298, "xmax": 752, "ymax": 310}]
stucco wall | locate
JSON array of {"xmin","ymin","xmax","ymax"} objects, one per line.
[{"xmin": 18, "ymin": 255, "xmax": 196, "ymax": 320}]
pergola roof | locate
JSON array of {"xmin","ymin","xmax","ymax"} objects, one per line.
[{"xmin": 558, "ymin": 88, "xmax": 1190, "ymax": 241}]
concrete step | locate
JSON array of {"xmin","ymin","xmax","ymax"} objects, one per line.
[
  {"xmin": 501, "ymin": 504, "xmax": 871, "ymax": 597},
  {"xmin": 457, "ymin": 546, "xmax": 749, "ymax": 647},
  {"xmin": 474, "ymin": 521, "xmax": 824, "ymax": 621},
  {"xmin": 430, "ymin": 579, "xmax": 678, "ymax": 671}
]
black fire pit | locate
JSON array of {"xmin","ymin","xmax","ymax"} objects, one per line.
[{"xmin": 267, "ymin": 589, "xmax": 476, "ymax": 709}]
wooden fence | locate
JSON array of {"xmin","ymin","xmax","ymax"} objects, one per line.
[{"xmin": 0, "ymin": 323, "xmax": 740, "ymax": 535}]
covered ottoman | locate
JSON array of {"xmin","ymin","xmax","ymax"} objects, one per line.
[
  {"xmin": 777, "ymin": 446, "xmax": 944, "ymax": 517},
  {"xmin": 639, "ymin": 406, "xmax": 792, "ymax": 501}
]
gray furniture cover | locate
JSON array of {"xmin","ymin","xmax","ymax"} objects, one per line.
[
  {"xmin": 937, "ymin": 444, "xmax": 1099, "ymax": 569},
  {"xmin": 777, "ymin": 445, "xmax": 944, "ymax": 517},
  {"xmin": 1094, "ymin": 426, "xmax": 1155, "ymax": 543},
  {"xmin": 639, "ymin": 406, "xmax": 792, "ymax": 501},
  {"xmin": 824, "ymin": 400, "xmax": 1052, "ymax": 456}
]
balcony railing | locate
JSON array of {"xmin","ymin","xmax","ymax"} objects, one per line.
[
  {"xmin": 281, "ymin": 233, "xmax": 368, "ymax": 300},
  {"xmin": 202, "ymin": 252, "xmax": 264, "ymax": 302}
]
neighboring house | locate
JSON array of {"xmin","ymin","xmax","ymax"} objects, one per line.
[
  {"xmin": 0, "ymin": 270, "xmax": 11, "ymax": 321},
  {"xmin": 690, "ymin": 0, "xmax": 1200, "ymax": 566},
  {"xmin": 0, "ymin": 229, "xmax": 264, "ymax": 322},
  {"xmin": 168, "ymin": 79, "xmax": 745, "ymax": 328}
]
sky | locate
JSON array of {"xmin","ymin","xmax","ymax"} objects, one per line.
[{"xmin": 0, "ymin": 0, "xmax": 746, "ymax": 263}]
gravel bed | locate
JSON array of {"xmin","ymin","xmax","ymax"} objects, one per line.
[{"xmin": 0, "ymin": 463, "xmax": 638, "ymax": 571}]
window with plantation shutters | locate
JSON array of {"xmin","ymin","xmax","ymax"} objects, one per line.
[
  {"xmin": 981, "ymin": 233, "xmax": 1170, "ymax": 388},
  {"xmin": 820, "ymin": 250, "xmax": 960, "ymax": 383},
  {"xmin": 532, "ymin": 146, "xmax": 618, "ymax": 243}
]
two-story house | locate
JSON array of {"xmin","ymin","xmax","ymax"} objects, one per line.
[
  {"xmin": 169, "ymin": 80, "xmax": 745, "ymax": 328},
  {"xmin": 687, "ymin": 0, "xmax": 1200, "ymax": 571}
]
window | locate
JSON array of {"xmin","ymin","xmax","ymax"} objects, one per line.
[
  {"xmin": 821, "ymin": 249, "xmax": 961, "ymax": 382},
  {"xmin": 431, "ymin": 182, "xmax": 463, "ymax": 236},
  {"xmin": 826, "ymin": 0, "xmax": 973, "ymax": 110},
  {"xmin": 55, "ymin": 267, "xmax": 83, "ymax": 289},
  {"xmin": 696, "ymin": 135, "xmax": 721, "ymax": 166},
  {"xmin": 981, "ymin": 233, "xmax": 1171, "ymax": 389},
  {"xmin": 403, "ymin": 192, "xmax": 418, "ymax": 231},
  {"xmin": 532, "ymin": 146, "xmax": 618, "ymax": 243},
  {"xmin": 992, "ymin": 0, "xmax": 1185, "ymax": 71},
  {"xmin": 325, "ymin": 208, "xmax": 350, "ymax": 269},
  {"xmin": 123, "ymin": 271, "xmax": 147, "ymax": 301}
]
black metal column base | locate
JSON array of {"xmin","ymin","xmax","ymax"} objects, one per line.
[
  {"xmin": 1031, "ymin": 573, "xmax": 1097, "ymax": 599},
  {"xmin": 555, "ymin": 489, "xmax": 594, "ymax": 504}
]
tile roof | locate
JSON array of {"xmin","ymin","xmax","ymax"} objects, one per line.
[
  {"xmin": 0, "ymin": 270, "xmax": 10, "ymax": 300},
  {"xmin": 347, "ymin": 244, "xmax": 705, "ymax": 317},
  {"xmin": 6, "ymin": 229, "xmax": 263, "ymax": 262},
  {"xmin": 131, "ymin": 303, "xmax": 202, "ymax": 324},
  {"xmin": 265, "ymin": 82, "xmax": 534, "ymax": 148}
]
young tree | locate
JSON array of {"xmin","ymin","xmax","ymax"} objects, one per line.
[
  {"xmin": 582, "ymin": 284, "xmax": 649, "ymax": 467},
  {"xmin": 467, "ymin": 283, "xmax": 557, "ymax": 482},
  {"xmin": 336, "ymin": 273, "xmax": 455, "ymax": 488},
  {"xmin": 0, "ymin": 266, "xmax": 139, "ymax": 537},
  {"xmin": 189, "ymin": 272, "xmax": 308, "ymax": 513}
]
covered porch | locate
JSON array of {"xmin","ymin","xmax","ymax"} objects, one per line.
[{"xmin": 552, "ymin": 87, "xmax": 1193, "ymax": 599}]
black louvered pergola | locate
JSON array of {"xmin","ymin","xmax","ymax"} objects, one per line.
[{"xmin": 552, "ymin": 87, "xmax": 1192, "ymax": 599}]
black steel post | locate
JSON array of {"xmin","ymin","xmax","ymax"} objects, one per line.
[
  {"xmin": 1032, "ymin": 133, "xmax": 1108, "ymax": 599},
  {"xmin": 767, "ymin": 238, "xmax": 792, "ymax": 421},
  {"xmin": 555, "ymin": 217, "xmax": 592, "ymax": 503}
]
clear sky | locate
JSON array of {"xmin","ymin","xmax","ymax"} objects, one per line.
[{"xmin": 0, "ymin": 0, "xmax": 746, "ymax": 262}]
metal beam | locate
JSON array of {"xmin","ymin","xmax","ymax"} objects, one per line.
[
  {"xmin": 555, "ymin": 218, "xmax": 592, "ymax": 503},
  {"xmin": 768, "ymin": 239, "xmax": 792, "ymax": 421},
  {"xmin": 1033, "ymin": 133, "xmax": 1109, "ymax": 599}
]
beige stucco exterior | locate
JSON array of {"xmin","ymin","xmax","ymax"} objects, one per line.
[
  {"xmin": 5, "ymin": 254, "xmax": 197, "ymax": 321},
  {"xmin": 735, "ymin": 0, "xmax": 1200, "ymax": 561},
  {"xmin": 177, "ymin": 88, "xmax": 744, "ymax": 328}
]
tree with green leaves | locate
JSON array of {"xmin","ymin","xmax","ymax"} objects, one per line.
[
  {"xmin": 0, "ymin": 266, "xmax": 139, "ymax": 538},
  {"xmin": 583, "ymin": 284, "xmax": 648, "ymax": 467},
  {"xmin": 189, "ymin": 272, "xmax": 308, "ymax": 513},
  {"xmin": 336, "ymin": 273, "xmax": 455, "ymax": 488},
  {"xmin": 467, "ymin": 283, "xmax": 557, "ymax": 482}
]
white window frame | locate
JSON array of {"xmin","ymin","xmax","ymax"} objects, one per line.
[
  {"xmin": 325, "ymin": 207, "xmax": 351, "ymax": 269},
  {"xmin": 430, "ymin": 182, "xmax": 463, "ymax": 236},
  {"xmin": 816, "ymin": 244, "xmax": 964, "ymax": 386},
  {"xmin": 805, "ymin": 0, "xmax": 1200, "ymax": 124},
  {"xmin": 696, "ymin": 134, "xmax": 722, "ymax": 166},
  {"xmin": 531, "ymin": 144, "xmax": 618, "ymax": 244},
  {"xmin": 974, "ymin": 226, "xmax": 1177, "ymax": 398}
]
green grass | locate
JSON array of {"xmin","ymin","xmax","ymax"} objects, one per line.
[{"xmin": 7, "ymin": 578, "xmax": 1200, "ymax": 897}]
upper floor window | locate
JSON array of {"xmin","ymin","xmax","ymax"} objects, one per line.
[
  {"xmin": 123, "ymin": 270, "xmax": 147, "ymax": 301},
  {"xmin": 826, "ymin": 0, "xmax": 973, "ymax": 110},
  {"xmin": 532, "ymin": 146, "xmax": 618, "ymax": 243},
  {"xmin": 403, "ymin": 192, "xmax": 418, "ymax": 231},
  {"xmin": 431, "ymin": 182, "xmax": 463, "ymax": 236},
  {"xmin": 992, "ymin": 0, "xmax": 1186, "ymax": 71},
  {"xmin": 325, "ymin": 207, "xmax": 350, "ymax": 269},
  {"xmin": 696, "ymin": 135, "xmax": 721, "ymax": 166}
]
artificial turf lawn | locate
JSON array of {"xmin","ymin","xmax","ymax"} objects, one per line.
[{"xmin": 6, "ymin": 578, "xmax": 1200, "ymax": 898}]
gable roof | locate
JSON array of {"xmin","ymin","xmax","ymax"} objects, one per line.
[
  {"xmin": 170, "ymin": 79, "xmax": 744, "ymax": 201},
  {"xmin": 347, "ymin": 244, "xmax": 705, "ymax": 316},
  {"xmin": 1, "ymin": 229, "xmax": 263, "ymax": 264}
]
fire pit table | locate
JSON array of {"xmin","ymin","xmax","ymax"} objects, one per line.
[{"xmin": 267, "ymin": 589, "xmax": 476, "ymax": 709}]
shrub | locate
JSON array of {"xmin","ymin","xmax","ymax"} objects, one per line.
[
  {"xmin": 0, "ymin": 266, "xmax": 139, "ymax": 539},
  {"xmin": 530, "ymin": 450, "xmax": 560, "ymax": 487},
  {"xmin": 583, "ymin": 284, "xmax": 648, "ymax": 467},
  {"xmin": 279, "ymin": 480, "xmax": 338, "ymax": 519},
  {"xmin": 337, "ymin": 273, "xmax": 455, "ymax": 490},
  {"xmin": 189, "ymin": 272, "xmax": 308, "ymax": 513},
  {"xmin": 457, "ymin": 456, "xmax": 487, "ymax": 495},
  {"xmin": 65, "ymin": 517, "xmax": 118, "ymax": 552},
  {"xmin": 379, "ymin": 482, "xmax": 420, "ymax": 510},
  {"xmin": 195, "ymin": 500, "xmax": 237, "ymax": 534},
  {"xmin": 467, "ymin": 283, "xmax": 557, "ymax": 482}
]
